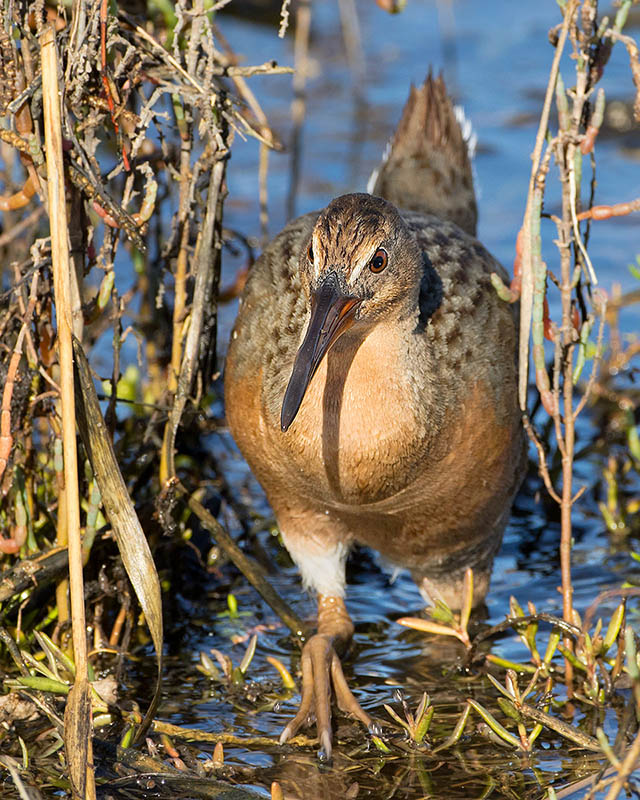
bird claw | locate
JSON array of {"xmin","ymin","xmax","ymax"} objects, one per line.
[{"xmin": 279, "ymin": 633, "xmax": 372, "ymax": 760}]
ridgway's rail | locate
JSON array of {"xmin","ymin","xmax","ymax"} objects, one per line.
[{"xmin": 225, "ymin": 74, "xmax": 526, "ymax": 759}]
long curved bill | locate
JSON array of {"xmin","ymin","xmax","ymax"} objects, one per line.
[{"xmin": 281, "ymin": 272, "xmax": 361, "ymax": 432}]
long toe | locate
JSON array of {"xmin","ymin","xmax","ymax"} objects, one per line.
[
  {"xmin": 308, "ymin": 634, "xmax": 334, "ymax": 758},
  {"xmin": 279, "ymin": 633, "xmax": 371, "ymax": 760},
  {"xmin": 330, "ymin": 651, "xmax": 372, "ymax": 728},
  {"xmin": 279, "ymin": 644, "xmax": 315, "ymax": 745}
]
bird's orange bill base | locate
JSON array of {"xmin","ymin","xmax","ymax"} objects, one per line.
[{"xmin": 281, "ymin": 271, "xmax": 361, "ymax": 432}]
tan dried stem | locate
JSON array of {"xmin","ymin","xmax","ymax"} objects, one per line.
[
  {"xmin": 41, "ymin": 24, "xmax": 95, "ymax": 800},
  {"xmin": 287, "ymin": 0, "xmax": 311, "ymax": 219},
  {"xmin": 604, "ymin": 729, "xmax": 640, "ymax": 800},
  {"xmin": 167, "ymin": 117, "xmax": 193, "ymax": 397}
]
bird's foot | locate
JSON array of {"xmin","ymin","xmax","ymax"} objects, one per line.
[{"xmin": 279, "ymin": 596, "xmax": 372, "ymax": 760}]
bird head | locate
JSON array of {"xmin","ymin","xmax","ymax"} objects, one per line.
[{"xmin": 281, "ymin": 193, "xmax": 423, "ymax": 431}]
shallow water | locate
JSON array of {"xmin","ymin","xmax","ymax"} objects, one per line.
[{"xmin": 149, "ymin": 2, "xmax": 639, "ymax": 798}]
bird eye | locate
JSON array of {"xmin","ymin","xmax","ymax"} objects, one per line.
[
  {"xmin": 307, "ymin": 242, "xmax": 314, "ymax": 262},
  {"xmin": 369, "ymin": 248, "xmax": 388, "ymax": 274}
]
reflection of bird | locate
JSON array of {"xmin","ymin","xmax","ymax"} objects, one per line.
[{"xmin": 225, "ymin": 74, "xmax": 526, "ymax": 758}]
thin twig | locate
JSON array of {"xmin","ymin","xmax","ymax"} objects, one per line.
[
  {"xmin": 153, "ymin": 719, "xmax": 315, "ymax": 748},
  {"xmin": 582, "ymin": 587, "xmax": 640, "ymax": 635},
  {"xmin": 179, "ymin": 483, "xmax": 310, "ymax": 641},
  {"xmin": 469, "ymin": 612, "xmax": 582, "ymax": 660},
  {"xmin": 522, "ymin": 415, "xmax": 562, "ymax": 504},
  {"xmin": 604, "ymin": 728, "xmax": 640, "ymax": 800},
  {"xmin": 518, "ymin": 0, "xmax": 577, "ymax": 410},
  {"xmin": 573, "ymin": 299, "xmax": 607, "ymax": 419},
  {"xmin": 519, "ymin": 702, "xmax": 601, "ymax": 751}
]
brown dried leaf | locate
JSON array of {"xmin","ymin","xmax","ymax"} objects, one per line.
[
  {"xmin": 63, "ymin": 680, "xmax": 94, "ymax": 800},
  {"xmin": 72, "ymin": 336, "xmax": 162, "ymax": 742}
]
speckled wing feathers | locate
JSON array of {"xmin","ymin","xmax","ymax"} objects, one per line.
[{"xmin": 225, "ymin": 75, "xmax": 525, "ymax": 612}]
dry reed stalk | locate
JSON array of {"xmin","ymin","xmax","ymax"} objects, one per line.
[
  {"xmin": 286, "ymin": 0, "xmax": 311, "ymax": 219},
  {"xmin": 41, "ymin": 24, "xmax": 96, "ymax": 800},
  {"xmin": 604, "ymin": 728, "xmax": 640, "ymax": 800},
  {"xmin": 167, "ymin": 106, "xmax": 193, "ymax": 397}
]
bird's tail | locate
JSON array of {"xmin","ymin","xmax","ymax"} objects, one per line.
[{"xmin": 367, "ymin": 73, "xmax": 478, "ymax": 237}]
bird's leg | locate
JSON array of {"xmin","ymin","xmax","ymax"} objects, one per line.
[{"xmin": 279, "ymin": 594, "xmax": 372, "ymax": 759}]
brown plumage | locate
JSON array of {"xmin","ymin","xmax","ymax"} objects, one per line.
[{"xmin": 224, "ymin": 74, "xmax": 525, "ymax": 758}]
